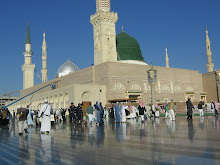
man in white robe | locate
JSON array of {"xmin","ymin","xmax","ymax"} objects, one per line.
[
  {"xmin": 132, "ymin": 105, "xmax": 137, "ymax": 118},
  {"xmin": 145, "ymin": 104, "xmax": 151, "ymax": 119},
  {"xmin": 38, "ymin": 99, "xmax": 51, "ymax": 134},
  {"xmin": 120, "ymin": 103, "xmax": 126, "ymax": 123},
  {"xmin": 168, "ymin": 99, "xmax": 175, "ymax": 121}
]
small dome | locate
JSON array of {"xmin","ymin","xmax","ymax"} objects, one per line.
[
  {"xmin": 55, "ymin": 60, "xmax": 79, "ymax": 78},
  {"xmin": 116, "ymin": 31, "xmax": 145, "ymax": 63}
]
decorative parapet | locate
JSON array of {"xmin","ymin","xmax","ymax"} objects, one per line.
[{"xmin": 90, "ymin": 11, "xmax": 118, "ymax": 25}]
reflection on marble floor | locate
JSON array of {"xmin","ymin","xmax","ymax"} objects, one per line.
[{"xmin": 0, "ymin": 116, "xmax": 220, "ymax": 165}]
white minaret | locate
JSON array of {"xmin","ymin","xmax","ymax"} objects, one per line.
[
  {"xmin": 22, "ymin": 22, "xmax": 35, "ymax": 89},
  {"xmin": 165, "ymin": 48, "xmax": 170, "ymax": 68},
  {"xmin": 90, "ymin": 0, "xmax": 118, "ymax": 65},
  {"xmin": 206, "ymin": 26, "xmax": 214, "ymax": 72},
  {"xmin": 41, "ymin": 30, "xmax": 48, "ymax": 83}
]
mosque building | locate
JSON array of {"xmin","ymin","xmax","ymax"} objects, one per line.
[{"xmin": 7, "ymin": 0, "xmax": 220, "ymax": 114}]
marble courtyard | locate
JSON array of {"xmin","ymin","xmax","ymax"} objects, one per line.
[{"xmin": 0, "ymin": 116, "xmax": 220, "ymax": 165}]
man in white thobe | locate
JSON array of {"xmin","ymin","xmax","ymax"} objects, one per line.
[
  {"xmin": 120, "ymin": 103, "xmax": 126, "ymax": 123},
  {"xmin": 168, "ymin": 99, "xmax": 175, "ymax": 121},
  {"xmin": 38, "ymin": 99, "xmax": 51, "ymax": 134}
]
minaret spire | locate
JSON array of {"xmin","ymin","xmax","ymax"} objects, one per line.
[
  {"xmin": 22, "ymin": 21, "xmax": 35, "ymax": 89},
  {"xmin": 41, "ymin": 30, "xmax": 48, "ymax": 83},
  {"xmin": 165, "ymin": 48, "xmax": 170, "ymax": 68},
  {"xmin": 26, "ymin": 21, "xmax": 31, "ymax": 44},
  {"xmin": 206, "ymin": 25, "xmax": 210, "ymax": 41},
  {"xmin": 206, "ymin": 26, "xmax": 214, "ymax": 72}
]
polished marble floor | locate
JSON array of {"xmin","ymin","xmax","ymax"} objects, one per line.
[{"xmin": 0, "ymin": 116, "xmax": 220, "ymax": 165}]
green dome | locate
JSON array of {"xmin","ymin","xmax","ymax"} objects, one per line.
[{"xmin": 116, "ymin": 31, "xmax": 145, "ymax": 62}]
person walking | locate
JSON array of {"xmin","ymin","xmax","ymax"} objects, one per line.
[
  {"xmin": 165, "ymin": 102, "xmax": 169, "ymax": 118},
  {"xmin": 186, "ymin": 98, "xmax": 195, "ymax": 120},
  {"xmin": 17, "ymin": 105, "xmax": 29, "ymax": 135},
  {"xmin": 174, "ymin": 102, "xmax": 177, "ymax": 117},
  {"xmin": 38, "ymin": 99, "xmax": 52, "ymax": 134},
  {"xmin": 198, "ymin": 101, "xmax": 204, "ymax": 116},
  {"xmin": 151, "ymin": 103, "xmax": 156, "ymax": 118},
  {"xmin": 154, "ymin": 103, "xmax": 161, "ymax": 118},
  {"xmin": 132, "ymin": 105, "xmax": 137, "ymax": 119},
  {"xmin": 27, "ymin": 105, "xmax": 33, "ymax": 126},
  {"xmin": 76, "ymin": 103, "xmax": 83, "ymax": 123},
  {"xmin": 61, "ymin": 108, "xmax": 66, "ymax": 122},
  {"xmin": 211, "ymin": 100, "xmax": 215, "ymax": 116},
  {"xmin": 100, "ymin": 102, "xmax": 104, "ymax": 124},
  {"xmin": 168, "ymin": 99, "xmax": 175, "ymax": 121},
  {"xmin": 114, "ymin": 102, "xmax": 120, "ymax": 123},
  {"xmin": 86, "ymin": 103, "xmax": 94, "ymax": 124},
  {"xmin": 214, "ymin": 101, "xmax": 219, "ymax": 116},
  {"xmin": 13, "ymin": 110, "xmax": 16, "ymax": 121},
  {"xmin": 104, "ymin": 107, "xmax": 109, "ymax": 119},
  {"xmin": 57, "ymin": 108, "xmax": 63, "ymax": 123},
  {"xmin": 145, "ymin": 104, "xmax": 150, "ymax": 119},
  {"xmin": 94, "ymin": 101, "xmax": 101, "ymax": 126},
  {"xmin": 138, "ymin": 100, "xmax": 146, "ymax": 122},
  {"xmin": 109, "ymin": 104, "xmax": 115, "ymax": 119},
  {"xmin": 69, "ymin": 103, "xmax": 76, "ymax": 123},
  {"xmin": 128, "ymin": 105, "xmax": 134, "ymax": 119},
  {"xmin": 120, "ymin": 103, "xmax": 126, "ymax": 123}
]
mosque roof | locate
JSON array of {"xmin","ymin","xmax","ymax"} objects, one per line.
[
  {"xmin": 55, "ymin": 59, "xmax": 79, "ymax": 78},
  {"xmin": 116, "ymin": 31, "xmax": 145, "ymax": 62}
]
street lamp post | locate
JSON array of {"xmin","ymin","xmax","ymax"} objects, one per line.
[{"xmin": 147, "ymin": 63, "xmax": 158, "ymax": 104}]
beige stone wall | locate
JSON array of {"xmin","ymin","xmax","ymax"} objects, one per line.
[
  {"xmin": 202, "ymin": 72, "xmax": 218, "ymax": 102},
  {"xmin": 8, "ymin": 84, "xmax": 106, "ymax": 112},
  {"xmin": 16, "ymin": 61, "xmax": 204, "ymax": 111},
  {"xmin": 103, "ymin": 62, "xmax": 204, "ymax": 103},
  {"xmin": 20, "ymin": 67, "xmax": 94, "ymax": 97}
]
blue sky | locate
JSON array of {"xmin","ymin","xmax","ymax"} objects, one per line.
[{"xmin": 0, "ymin": 0, "xmax": 220, "ymax": 96}]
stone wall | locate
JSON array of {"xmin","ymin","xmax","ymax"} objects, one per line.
[
  {"xmin": 17, "ymin": 61, "xmax": 205, "ymax": 111},
  {"xmin": 202, "ymin": 72, "xmax": 218, "ymax": 102},
  {"xmin": 102, "ymin": 62, "xmax": 204, "ymax": 103}
]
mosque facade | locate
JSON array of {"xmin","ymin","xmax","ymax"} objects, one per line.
[{"xmin": 7, "ymin": 0, "xmax": 220, "ymax": 114}]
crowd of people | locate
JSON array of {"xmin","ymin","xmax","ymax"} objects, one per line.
[
  {"xmin": 186, "ymin": 98, "xmax": 219, "ymax": 120},
  {"xmin": 1, "ymin": 97, "xmax": 219, "ymax": 136},
  {"xmin": 86, "ymin": 98, "xmax": 219, "ymax": 124}
]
